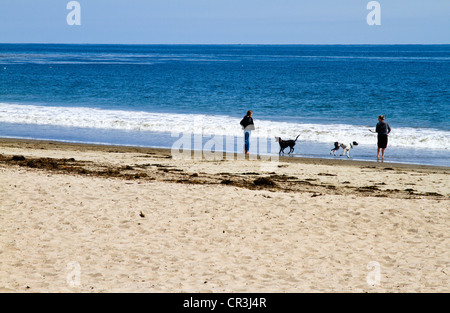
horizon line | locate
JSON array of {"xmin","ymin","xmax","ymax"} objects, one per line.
[{"xmin": 1, "ymin": 42, "xmax": 449, "ymax": 46}]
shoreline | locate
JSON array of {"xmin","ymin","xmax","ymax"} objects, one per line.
[
  {"xmin": 1, "ymin": 137, "xmax": 448, "ymax": 201},
  {"xmin": 1, "ymin": 137, "xmax": 448, "ymax": 172}
]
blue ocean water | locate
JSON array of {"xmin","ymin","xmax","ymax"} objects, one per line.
[{"xmin": 0, "ymin": 44, "xmax": 449, "ymax": 166}]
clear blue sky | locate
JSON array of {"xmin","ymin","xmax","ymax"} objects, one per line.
[{"xmin": 0, "ymin": 0, "xmax": 449, "ymax": 44}]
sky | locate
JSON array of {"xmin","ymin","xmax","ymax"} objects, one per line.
[{"xmin": 0, "ymin": 0, "xmax": 449, "ymax": 44}]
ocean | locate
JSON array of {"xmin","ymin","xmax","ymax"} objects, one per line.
[{"xmin": 0, "ymin": 44, "xmax": 449, "ymax": 166}]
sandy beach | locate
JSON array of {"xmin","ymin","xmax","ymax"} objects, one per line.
[{"xmin": 0, "ymin": 138, "xmax": 448, "ymax": 293}]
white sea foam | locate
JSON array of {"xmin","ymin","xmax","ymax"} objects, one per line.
[{"xmin": 0, "ymin": 103, "xmax": 448, "ymax": 150}]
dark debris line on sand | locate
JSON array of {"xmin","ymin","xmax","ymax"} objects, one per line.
[
  {"xmin": 0, "ymin": 154, "xmax": 151, "ymax": 180},
  {"xmin": 0, "ymin": 154, "xmax": 447, "ymax": 200}
]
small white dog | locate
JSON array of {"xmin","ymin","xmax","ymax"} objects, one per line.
[{"xmin": 330, "ymin": 141, "xmax": 359, "ymax": 158}]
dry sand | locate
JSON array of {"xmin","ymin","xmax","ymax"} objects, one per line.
[{"xmin": 0, "ymin": 138, "xmax": 448, "ymax": 292}]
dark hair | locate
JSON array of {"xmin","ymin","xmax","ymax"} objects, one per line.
[{"xmin": 246, "ymin": 110, "xmax": 253, "ymax": 117}]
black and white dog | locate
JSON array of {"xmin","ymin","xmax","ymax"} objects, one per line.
[
  {"xmin": 330, "ymin": 141, "xmax": 359, "ymax": 158},
  {"xmin": 275, "ymin": 135, "xmax": 300, "ymax": 155}
]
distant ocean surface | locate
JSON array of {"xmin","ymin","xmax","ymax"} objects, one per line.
[{"xmin": 0, "ymin": 44, "xmax": 449, "ymax": 166}]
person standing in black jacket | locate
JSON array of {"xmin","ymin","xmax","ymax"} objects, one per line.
[
  {"xmin": 369, "ymin": 115, "xmax": 391, "ymax": 161},
  {"xmin": 240, "ymin": 110, "xmax": 255, "ymax": 155}
]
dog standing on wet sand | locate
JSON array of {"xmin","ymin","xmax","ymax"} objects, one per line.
[
  {"xmin": 275, "ymin": 135, "xmax": 300, "ymax": 155},
  {"xmin": 330, "ymin": 141, "xmax": 359, "ymax": 158}
]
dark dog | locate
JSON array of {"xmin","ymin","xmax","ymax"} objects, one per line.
[
  {"xmin": 275, "ymin": 135, "xmax": 300, "ymax": 155},
  {"xmin": 330, "ymin": 141, "xmax": 359, "ymax": 158}
]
